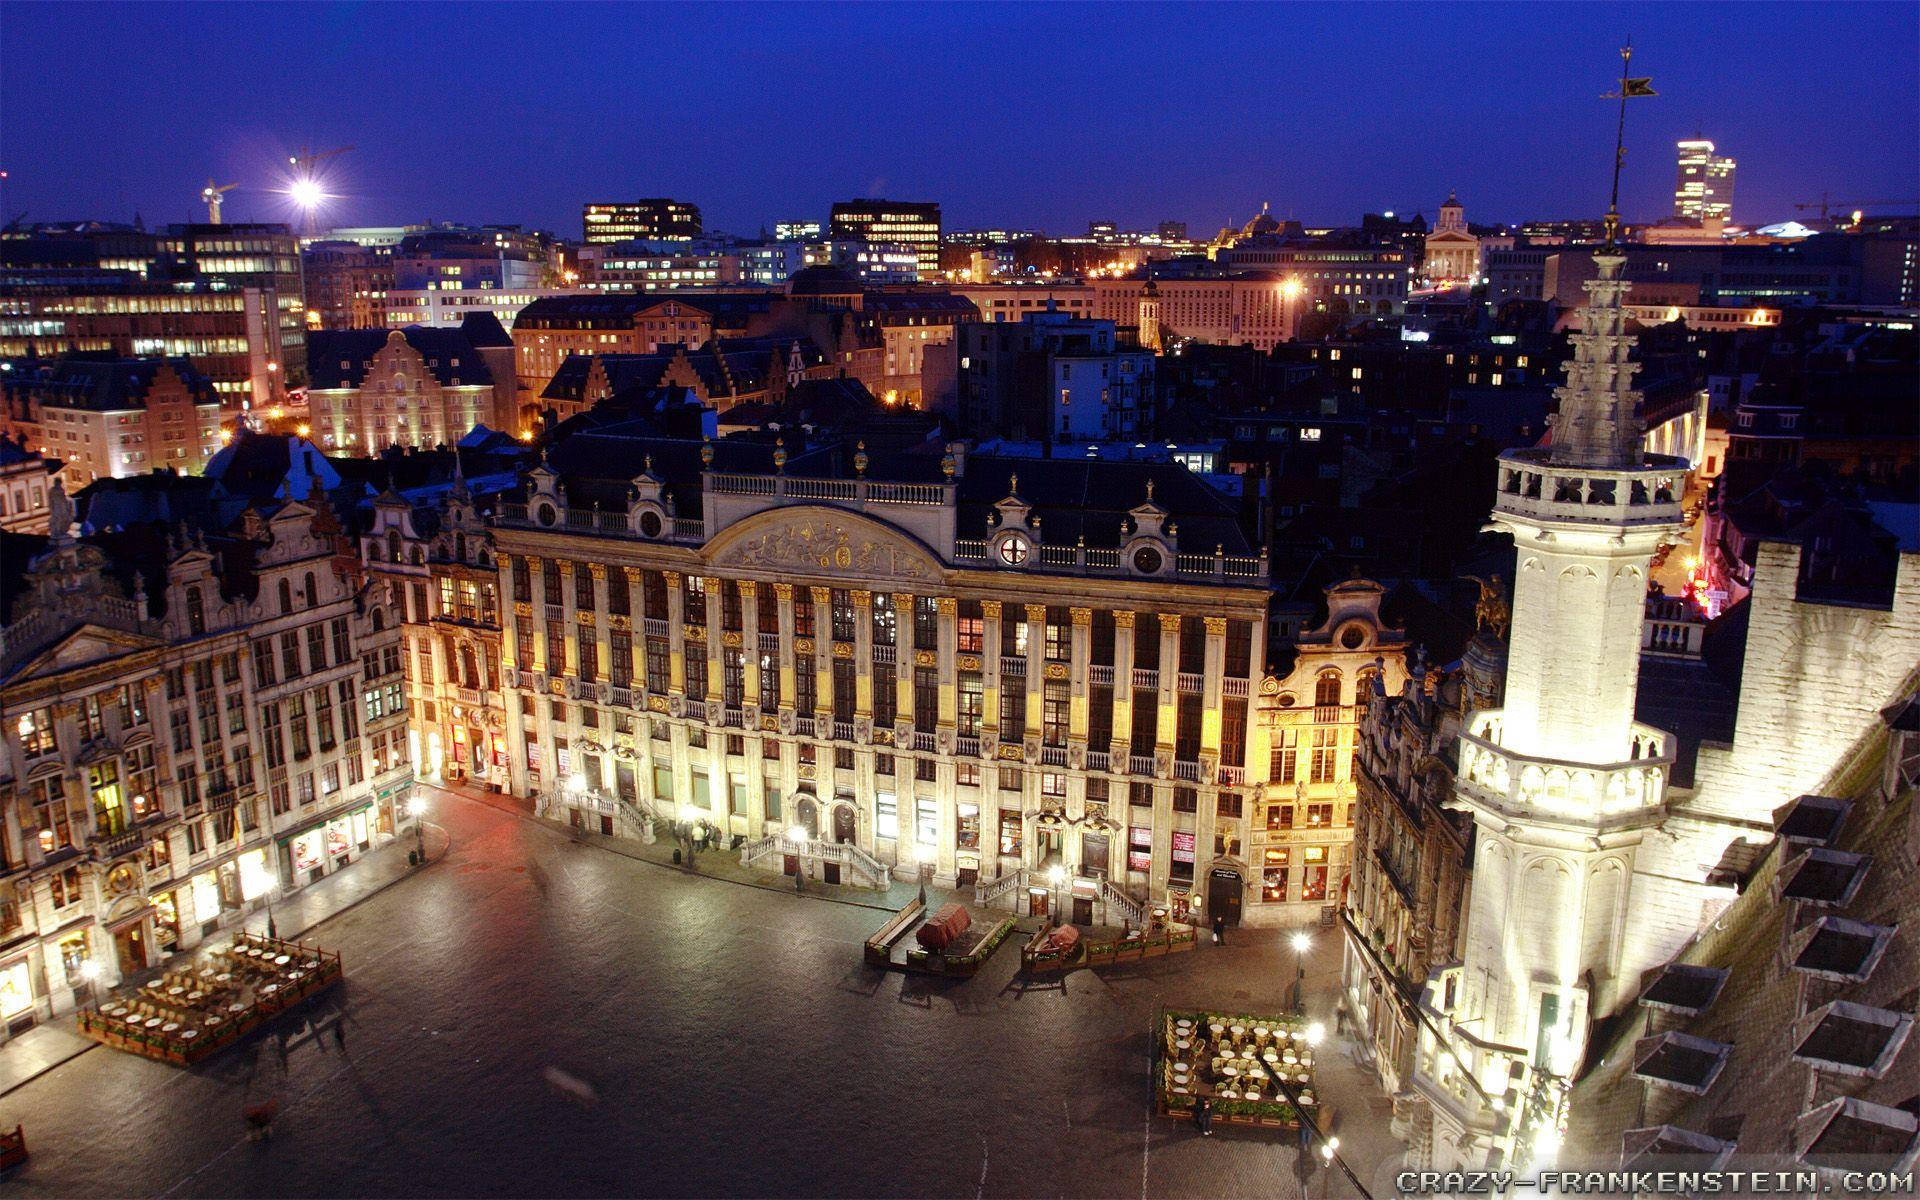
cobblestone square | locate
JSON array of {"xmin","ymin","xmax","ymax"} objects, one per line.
[{"xmin": 2, "ymin": 792, "xmax": 1403, "ymax": 1198}]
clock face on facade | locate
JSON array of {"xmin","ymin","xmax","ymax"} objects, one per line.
[
  {"xmin": 998, "ymin": 537, "xmax": 1029, "ymax": 566},
  {"xmin": 1132, "ymin": 546, "xmax": 1162, "ymax": 575}
]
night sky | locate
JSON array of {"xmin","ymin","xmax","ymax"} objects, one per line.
[{"xmin": 3, "ymin": 2, "xmax": 1915, "ymax": 237}]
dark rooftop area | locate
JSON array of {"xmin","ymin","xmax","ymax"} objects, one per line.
[
  {"xmin": 1638, "ymin": 964, "xmax": 1730, "ymax": 1017},
  {"xmin": 1632, "ymin": 1032, "xmax": 1732, "ymax": 1095}
]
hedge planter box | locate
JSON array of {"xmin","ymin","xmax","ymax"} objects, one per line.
[{"xmin": 1023, "ymin": 923, "xmax": 1197, "ymax": 973}]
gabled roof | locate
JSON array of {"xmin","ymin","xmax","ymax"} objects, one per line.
[
  {"xmin": 3, "ymin": 355, "xmax": 215, "ymax": 411},
  {"xmin": 308, "ymin": 326, "xmax": 496, "ymax": 390}
]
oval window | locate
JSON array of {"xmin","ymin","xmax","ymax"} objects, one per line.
[
  {"xmin": 535, "ymin": 503, "xmax": 557, "ymax": 528},
  {"xmin": 639, "ymin": 510, "xmax": 663, "ymax": 538},
  {"xmin": 1132, "ymin": 546, "xmax": 1163, "ymax": 575}
]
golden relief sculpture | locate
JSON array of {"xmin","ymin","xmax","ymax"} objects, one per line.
[
  {"xmin": 577, "ymin": 612, "xmax": 596, "ymax": 627},
  {"xmin": 608, "ymin": 614, "xmax": 631, "ymax": 631},
  {"xmin": 1114, "ymin": 610, "xmax": 1135, "ymax": 629},
  {"xmin": 683, "ymin": 624, "xmax": 706, "ymax": 642},
  {"xmin": 1045, "ymin": 663, "xmax": 1070, "ymax": 681},
  {"xmin": 832, "ymin": 642, "xmax": 854, "ymax": 659},
  {"xmin": 980, "ymin": 599, "xmax": 1002, "ymax": 618},
  {"xmin": 513, "ymin": 602, "xmax": 532, "ymax": 617},
  {"xmin": 772, "ymin": 582, "xmax": 794, "ymax": 601},
  {"xmin": 914, "ymin": 650, "xmax": 938, "ymax": 667},
  {"xmin": 587, "ymin": 563, "xmax": 607, "ymax": 580},
  {"xmin": 794, "ymin": 637, "xmax": 815, "ymax": 655},
  {"xmin": 722, "ymin": 631, "xmax": 744, "ymax": 648},
  {"xmin": 714, "ymin": 517, "xmax": 937, "ymax": 580},
  {"xmin": 1204, "ymin": 616, "xmax": 1228, "ymax": 635},
  {"xmin": 1070, "ymin": 607, "xmax": 1093, "ymax": 626},
  {"xmin": 957, "ymin": 655, "xmax": 982, "ymax": 672}
]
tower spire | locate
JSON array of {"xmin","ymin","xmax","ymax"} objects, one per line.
[{"xmin": 1601, "ymin": 40, "xmax": 1658, "ymax": 244}]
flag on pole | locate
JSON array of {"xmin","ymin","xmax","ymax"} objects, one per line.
[{"xmin": 1623, "ymin": 77, "xmax": 1656, "ymax": 97}]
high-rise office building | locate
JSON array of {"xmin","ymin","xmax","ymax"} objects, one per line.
[
  {"xmin": 581, "ymin": 200, "xmax": 703, "ymax": 245},
  {"xmin": 1674, "ymin": 139, "xmax": 1736, "ymax": 223},
  {"xmin": 829, "ymin": 199, "xmax": 942, "ymax": 279}
]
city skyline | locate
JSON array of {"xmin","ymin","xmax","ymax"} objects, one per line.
[{"xmin": 3, "ymin": 2, "xmax": 1916, "ymax": 237}]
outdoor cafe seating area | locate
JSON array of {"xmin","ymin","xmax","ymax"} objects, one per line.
[
  {"xmin": 78, "ymin": 933, "xmax": 344, "ymax": 1066},
  {"xmin": 1156, "ymin": 1009, "xmax": 1320, "ymax": 1126}
]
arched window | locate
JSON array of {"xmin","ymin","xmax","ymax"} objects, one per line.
[
  {"xmin": 186, "ymin": 586, "xmax": 205, "ymax": 635},
  {"xmin": 455, "ymin": 534, "xmax": 467, "ymax": 562},
  {"xmin": 460, "ymin": 645, "xmax": 479, "ymax": 690},
  {"xmin": 1314, "ymin": 670, "xmax": 1342, "ymax": 709},
  {"xmin": 304, "ymin": 572, "xmax": 318, "ymax": 608},
  {"xmin": 278, "ymin": 578, "xmax": 293, "ymax": 614},
  {"xmin": 386, "ymin": 530, "xmax": 401, "ymax": 562},
  {"xmin": 371, "ymin": 608, "xmax": 386, "ymax": 632}
]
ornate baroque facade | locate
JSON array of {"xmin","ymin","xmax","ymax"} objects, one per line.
[
  {"xmin": 0, "ymin": 485, "xmax": 411, "ymax": 1032},
  {"xmin": 488, "ymin": 442, "xmax": 1271, "ymax": 926}
]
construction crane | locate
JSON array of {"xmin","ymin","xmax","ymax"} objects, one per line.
[
  {"xmin": 1793, "ymin": 194, "xmax": 1920, "ymax": 222},
  {"xmin": 201, "ymin": 179, "xmax": 237, "ymax": 224},
  {"xmin": 287, "ymin": 144, "xmax": 353, "ymax": 186},
  {"xmin": 284, "ymin": 145, "xmax": 353, "ymax": 235}
]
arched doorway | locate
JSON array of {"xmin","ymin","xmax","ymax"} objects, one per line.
[
  {"xmin": 832, "ymin": 803, "xmax": 856, "ymax": 844},
  {"xmin": 1207, "ymin": 866, "xmax": 1244, "ymax": 927},
  {"xmin": 793, "ymin": 795, "xmax": 818, "ymax": 839}
]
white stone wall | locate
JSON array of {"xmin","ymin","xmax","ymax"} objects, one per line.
[
  {"xmin": 1689, "ymin": 541, "xmax": 1920, "ymax": 823},
  {"xmin": 1500, "ymin": 531, "xmax": 1658, "ymax": 764}
]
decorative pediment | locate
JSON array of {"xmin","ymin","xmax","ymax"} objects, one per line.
[
  {"xmin": 702, "ymin": 506, "xmax": 942, "ymax": 583},
  {"xmin": 12, "ymin": 624, "xmax": 162, "ymax": 680}
]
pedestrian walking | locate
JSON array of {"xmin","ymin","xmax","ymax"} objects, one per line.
[
  {"xmin": 1211, "ymin": 914, "xmax": 1225, "ymax": 945},
  {"xmin": 332, "ymin": 1021, "xmax": 346, "ymax": 1051},
  {"xmin": 1194, "ymin": 1095, "xmax": 1214, "ymax": 1137}
]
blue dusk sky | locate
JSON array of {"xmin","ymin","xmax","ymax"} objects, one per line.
[{"xmin": 2, "ymin": 1, "xmax": 1915, "ymax": 236}]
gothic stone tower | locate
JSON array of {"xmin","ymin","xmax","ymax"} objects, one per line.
[{"xmin": 1421, "ymin": 250, "xmax": 1688, "ymax": 1168}]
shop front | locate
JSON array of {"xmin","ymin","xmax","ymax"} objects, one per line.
[{"xmin": 0, "ymin": 957, "xmax": 37, "ymax": 1034}]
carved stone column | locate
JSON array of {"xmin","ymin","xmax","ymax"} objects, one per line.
[
  {"xmin": 774, "ymin": 582, "xmax": 796, "ymax": 715},
  {"xmin": 741, "ymin": 580, "xmax": 762, "ymax": 708},
  {"xmin": 1156, "ymin": 613, "xmax": 1181, "ymax": 755},
  {"xmin": 851, "ymin": 589, "xmax": 873, "ymax": 721},
  {"xmin": 664, "ymin": 571, "xmax": 685, "ymax": 698},
  {"xmin": 1112, "ymin": 609, "xmax": 1135, "ymax": 764},
  {"xmin": 981, "ymin": 599, "xmax": 1003, "ymax": 742},
  {"xmin": 1068, "ymin": 607, "xmax": 1092, "ymax": 743},
  {"xmin": 704, "ymin": 575, "xmax": 724, "ymax": 706},
  {"xmin": 809, "ymin": 586, "xmax": 833, "ymax": 725}
]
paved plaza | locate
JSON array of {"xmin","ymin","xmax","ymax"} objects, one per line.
[{"xmin": 1, "ymin": 791, "xmax": 1404, "ymax": 1198}]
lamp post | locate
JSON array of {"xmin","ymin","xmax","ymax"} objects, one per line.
[
  {"xmin": 407, "ymin": 794, "xmax": 427, "ymax": 863},
  {"xmin": 1291, "ymin": 930, "xmax": 1311, "ymax": 1014},
  {"xmin": 77, "ymin": 959, "xmax": 101, "ymax": 1010},
  {"xmin": 1318, "ymin": 1135, "xmax": 1340, "ymax": 1200},
  {"xmin": 787, "ymin": 823, "xmax": 807, "ymax": 892},
  {"xmin": 1047, "ymin": 863, "xmax": 1067, "ymax": 927},
  {"xmin": 265, "ymin": 882, "xmax": 280, "ymax": 942}
]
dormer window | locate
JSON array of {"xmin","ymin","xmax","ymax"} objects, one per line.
[{"xmin": 997, "ymin": 538, "xmax": 1028, "ymax": 566}]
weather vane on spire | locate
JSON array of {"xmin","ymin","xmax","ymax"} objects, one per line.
[{"xmin": 1601, "ymin": 40, "xmax": 1657, "ymax": 244}]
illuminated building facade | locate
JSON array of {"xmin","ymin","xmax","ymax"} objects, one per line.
[
  {"xmin": 829, "ymin": 199, "xmax": 943, "ymax": 280},
  {"xmin": 0, "ymin": 356, "xmax": 224, "ymax": 488},
  {"xmin": 364, "ymin": 464, "xmax": 508, "ymax": 790},
  {"xmin": 1673, "ymin": 138, "xmax": 1736, "ymax": 223},
  {"xmin": 0, "ymin": 481, "xmax": 409, "ymax": 1029},
  {"xmin": 1421, "ymin": 194, "xmax": 1480, "ymax": 287},
  {"xmin": 0, "ymin": 437, "xmax": 57, "ymax": 535},
  {"xmin": 1249, "ymin": 580, "xmax": 1409, "ymax": 927},
  {"xmin": 490, "ymin": 436, "xmax": 1271, "ymax": 927},
  {"xmin": 302, "ymin": 240, "xmax": 395, "ymax": 331},
  {"xmin": 304, "ymin": 316, "xmax": 518, "ymax": 452},
  {"xmin": 581, "ymin": 200, "xmax": 703, "ymax": 245}
]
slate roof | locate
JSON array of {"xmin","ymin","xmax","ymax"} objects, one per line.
[
  {"xmin": 308, "ymin": 326, "xmax": 496, "ymax": 390},
  {"xmin": 955, "ymin": 454, "xmax": 1254, "ymax": 555},
  {"xmin": 3, "ymin": 355, "xmax": 215, "ymax": 411},
  {"xmin": 1566, "ymin": 704, "xmax": 1920, "ymax": 1176}
]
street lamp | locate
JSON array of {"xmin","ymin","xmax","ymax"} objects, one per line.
[
  {"xmin": 264, "ymin": 881, "xmax": 281, "ymax": 943},
  {"xmin": 407, "ymin": 794, "xmax": 427, "ymax": 862},
  {"xmin": 787, "ymin": 823, "xmax": 807, "ymax": 892},
  {"xmin": 1047, "ymin": 863, "xmax": 1067, "ymax": 927},
  {"xmin": 1291, "ymin": 930, "xmax": 1311, "ymax": 1014},
  {"xmin": 77, "ymin": 960, "xmax": 101, "ymax": 1011},
  {"xmin": 1319, "ymin": 1136, "xmax": 1340, "ymax": 1200},
  {"xmin": 1306, "ymin": 1021, "xmax": 1325, "ymax": 1048}
]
